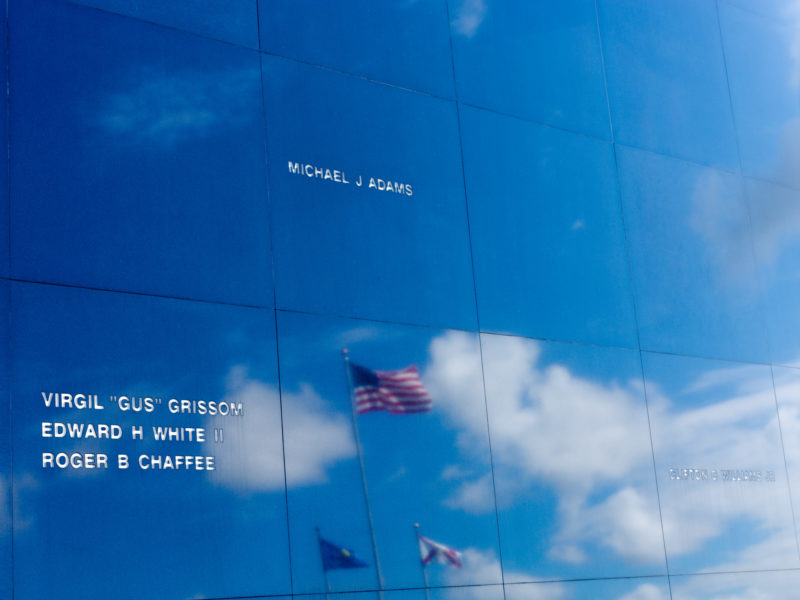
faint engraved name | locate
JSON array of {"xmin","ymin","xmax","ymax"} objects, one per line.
[
  {"xmin": 669, "ymin": 467, "xmax": 776, "ymax": 483},
  {"xmin": 288, "ymin": 160, "xmax": 414, "ymax": 196}
]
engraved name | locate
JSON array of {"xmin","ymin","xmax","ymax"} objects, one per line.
[
  {"xmin": 669, "ymin": 467, "xmax": 776, "ymax": 482},
  {"xmin": 288, "ymin": 161, "xmax": 414, "ymax": 196}
]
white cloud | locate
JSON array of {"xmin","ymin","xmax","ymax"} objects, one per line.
[
  {"xmin": 671, "ymin": 568, "xmax": 800, "ymax": 600},
  {"xmin": 425, "ymin": 331, "xmax": 664, "ymax": 568},
  {"xmin": 423, "ymin": 330, "xmax": 800, "ymax": 573},
  {"xmin": 481, "ymin": 334, "xmax": 652, "ymax": 492},
  {"xmin": 689, "ymin": 167, "xmax": 758, "ymax": 291},
  {"xmin": 443, "ymin": 472, "xmax": 495, "ymax": 513},
  {"xmin": 451, "ymin": 0, "xmax": 487, "ymax": 38},
  {"xmin": 335, "ymin": 325, "xmax": 385, "ymax": 348},
  {"xmin": 209, "ymin": 368, "xmax": 355, "ymax": 492},
  {"xmin": 9, "ymin": 473, "xmax": 37, "ymax": 532},
  {"xmin": 425, "ymin": 331, "xmax": 491, "ymax": 455},
  {"xmin": 445, "ymin": 548, "xmax": 565, "ymax": 600},
  {"xmin": 557, "ymin": 487, "xmax": 665, "ymax": 564},
  {"xmin": 618, "ymin": 583, "xmax": 670, "ymax": 600},
  {"xmin": 97, "ymin": 66, "xmax": 260, "ymax": 146},
  {"xmin": 427, "ymin": 331, "xmax": 653, "ymax": 491}
]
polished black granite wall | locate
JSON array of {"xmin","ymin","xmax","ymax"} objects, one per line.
[{"xmin": 4, "ymin": 1, "xmax": 800, "ymax": 599}]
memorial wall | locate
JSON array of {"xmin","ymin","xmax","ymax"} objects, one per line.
[{"xmin": 4, "ymin": 0, "xmax": 800, "ymax": 599}]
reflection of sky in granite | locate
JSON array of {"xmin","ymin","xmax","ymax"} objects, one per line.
[
  {"xmin": 259, "ymin": 0, "xmax": 454, "ymax": 98},
  {"xmin": 11, "ymin": 283, "xmax": 290, "ymax": 600},
  {"xmin": 10, "ymin": 0, "xmax": 270, "ymax": 306},
  {"xmin": 12, "ymin": 293, "xmax": 754, "ymax": 600},
  {"xmin": 644, "ymin": 354, "xmax": 797, "ymax": 574},
  {"xmin": 618, "ymin": 147, "xmax": 768, "ymax": 363},
  {"xmin": 720, "ymin": 2, "xmax": 800, "ymax": 188},
  {"xmin": 66, "ymin": 0, "xmax": 258, "ymax": 47},
  {"xmin": 450, "ymin": 0, "xmax": 610, "ymax": 139},
  {"xmin": 263, "ymin": 54, "xmax": 476, "ymax": 331},
  {"xmin": 7, "ymin": 0, "xmax": 800, "ymax": 599},
  {"xmin": 599, "ymin": 0, "xmax": 739, "ymax": 170},
  {"xmin": 0, "ymin": 282, "xmax": 9, "ymax": 600},
  {"xmin": 460, "ymin": 106, "xmax": 636, "ymax": 348},
  {"xmin": 671, "ymin": 570, "xmax": 800, "ymax": 600}
]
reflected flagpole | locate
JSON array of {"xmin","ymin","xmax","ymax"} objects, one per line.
[
  {"xmin": 342, "ymin": 349, "xmax": 385, "ymax": 598},
  {"xmin": 414, "ymin": 523, "xmax": 431, "ymax": 600},
  {"xmin": 315, "ymin": 526, "xmax": 332, "ymax": 600}
]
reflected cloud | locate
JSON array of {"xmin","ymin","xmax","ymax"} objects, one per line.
[
  {"xmin": 427, "ymin": 331, "xmax": 650, "ymax": 489},
  {"xmin": 443, "ymin": 472, "xmax": 494, "ymax": 514},
  {"xmin": 618, "ymin": 584, "xmax": 670, "ymax": 600},
  {"xmin": 97, "ymin": 66, "xmax": 260, "ymax": 147},
  {"xmin": 671, "ymin": 569, "xmax": 800, "ymax": 600},
  {"xmin": 425, "ymin": 331, "xmax": 660, "ymax": 564},
  {"xmin": 0, "ymin": 475, "xmax": 9, "ymax": 536},
  {"xmin": 209, "ymin": 367, "xmax": 355, "ymax": 492},
  {"xmin": 552, "ymin": 486, "xmax": 664, "ymax": 564},
  {"xmin": 444, "ymin": 548, "xmax": 558, "ymax": 599},
  {"xmin": 787, "ymin": 1, "xmax": 800, "ymax": 89},
  {"xmin": 451, "ymin": 0, "xmax": 486, "ymax": 38},
  {"xmin": 745, "ymin": 135, "xmax": 800, "ymax": 267},
  {"xmin": 10, "ymin": 473, "xmax": 38, "ymax": 532},
  {"xmin": 425, "ymin": 330, "xmax": 796, "ymax": 571},
  {"xmin": 645, "ymin": 365, "xmax": 792, "ymax": 564},
  {"xmin": 689, "ymin": 168, "xmax": 754, "ymax": 285},
  {"xmin": 336, "ymin": 325, "xmax": 386, "ymax": 348}
]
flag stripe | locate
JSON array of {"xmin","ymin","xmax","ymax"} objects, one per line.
[
  {"xmin": 351, "ymin": 362, "xmax": 432, "ymax": 415},
  {"xmin": 355, "ymin": 393, "xmax": 431, "ymax": 403},
  {"xmin": 355, "ymin": 388, "xmax": 429, "ymax": 397}
]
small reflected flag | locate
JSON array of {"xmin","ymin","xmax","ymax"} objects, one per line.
[
  {"xmin": 418, "ymin": 534, "xmax": 462, "ymax": 568},
  {"xmin": 319, "ymin": 537, "xmax": 368, "ymax": 571},
  {"xmin": 350, "ymin": 363, "xmax": 433, "ymax": 415}
]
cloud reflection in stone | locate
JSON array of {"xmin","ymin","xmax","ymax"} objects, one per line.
[
  {"xmin": 209, "ymin": 367, "xmax": 355, "ymax": 492},
  {"xmin": 97, "ymin": 66, "xmax": 260, "ymax": 148}
]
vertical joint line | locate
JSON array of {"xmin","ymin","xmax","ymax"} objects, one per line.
[
  {"xmin": 769, "ymin": 365, "xmax": 800, "ymax": 561},
  {"xmin": 595, "ymin": 1, "xmax": 671, "ymax": 591},
  {"xmin": 273, "ymin": 308, "xmax": 294, "ymax": 595},
  {"xmin": 445, "ymin": 0, "xmax": 506, "ymax": 595}
]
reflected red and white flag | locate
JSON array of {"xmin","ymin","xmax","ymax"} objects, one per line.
[{"xmin": 418, "ymin": 534, "xmax": 462, "ymax": 568}]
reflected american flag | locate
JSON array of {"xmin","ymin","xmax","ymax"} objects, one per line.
[{"xmin": 350, "ymin": 362, "xmax": 433, "ymax": 415}]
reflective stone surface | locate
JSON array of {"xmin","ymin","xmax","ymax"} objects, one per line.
[
  {"xmin": 264, "ymin": 56, "xmax": 476, "ymax": 330},
  {"xmin": 259, "ymin": 0, "xmax": 454, "ymax": 97},
  {"xmin": 745, "ymin": 178, "xmax": 800, "ymax": 366},
  {"xmin": 772, "ymin": 365, "xmax": 800, "ymax": 537},
  {"xmin": 725, "ymin": 0, "xmax": 800, "ymax": 24},
  {"xmin": 643, "ymin": 352, "xmax": 798, "ymax": 574},
  {"xmin": 450, "ymin": 0, "xmax": 610, "ymax": 139},
  {"xmin": 599, "ymin": 0, "xmax": 738, "ymax": 169},
  {"xmin": 0, "ymin": 0, "xmax": 6, "ymax": 280},
  {"xmin": 482, "ymin": 333, "xmax": 665, "ymax": 581},
  {"xmin": 6, "ymin": 0, "xmax": 800, "ymax": 597},
  {"xmin": 277, "ymin": 311, "xmax": 500, "ymax": 593},
  {"xmin": 671, "ymin": 569, "xmax": 800, "ymax": 599},
  {"xmin": 505, "ymin": 578, "xmax": 671, "ymax": 600},
  {"xmin": 61, "ymin": 0, "xmax": 259, "ymax": 47},
  {"xmin": 461, "ymin": 105, "xmax": 636, "ymax": 347},
  {"xmin": 10, "ymin": 0, "xmax": 271, "ymax": 305},
  {"xmin": 0, "ymin": 282, "xmax": 9, "ymax": 600},
  {"xmin": 617, "ymin": 146, "xmax": 768, "ymax": 363},
  {"xmin": 719, "ymin": 2, "xmax": 800, "ymax": 187},
  {"xmin": 10, "ymin": 283, "xmax": 290, "ymax": 600}
]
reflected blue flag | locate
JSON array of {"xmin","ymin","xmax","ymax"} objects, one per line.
[{"xmin": 319, "ymin": 537, "xmax": 368, "ymax": 571}]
